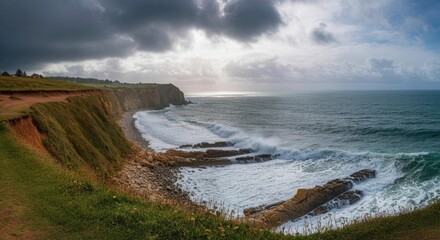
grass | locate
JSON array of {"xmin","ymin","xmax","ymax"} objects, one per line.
[
  {"xmin": 30, "ymin": 93, "xmax": 131, "ymax": 179},
  {"xmin": 0, "ymin": 108, "xmax": 31, "ymax": 122},
  {"xmin": 0, "ymin": 76, "xmax": 95, "ymax": 92},
  {"xmin": 83, "ymin": 83, "xmax": 166, "ymax": 89}
]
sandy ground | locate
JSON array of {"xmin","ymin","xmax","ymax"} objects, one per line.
[{"xmin": 118, "ymin": 111, "xmax": 152, "ymax": 150}]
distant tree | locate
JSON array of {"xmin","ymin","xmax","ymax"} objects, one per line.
[
  {"xmin": 1, "ymin": 71, "xmax": 10, "ymax": 76},
  {"xmin": 16, "ymin": 69, "xmax": 23, "ymax": 77},
  {"xmin": 23, "ymin": 71, "xmax": 27, "ymax": 77}
]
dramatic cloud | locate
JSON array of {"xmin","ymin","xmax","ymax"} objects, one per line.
[
  {"xmin": 219, "ymin": 0, "xmax": 282, "ymax": 40},
  {"xmin": 311, "ymin": 23, "xmax": 337, "ymax": 44},
  {"xmin": 0, "ymin": 0, "xmax": 283, "ymax": 70},
  {"xmin": 2, "ymin": 0, "xmax": 440, "ymax": 90}
]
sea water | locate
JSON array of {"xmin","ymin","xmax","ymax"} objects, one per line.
[{"xmin": 133, "ymin": 91, "xmax": 440, "ymax": 233}]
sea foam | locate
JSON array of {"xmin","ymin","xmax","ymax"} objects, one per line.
[{"xmin": 134, "ymin": 104, "xmax": 440, "ymax": 234}]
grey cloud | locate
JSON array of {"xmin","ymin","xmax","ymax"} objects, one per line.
[
  {"xmin": 220, "ymin": 0, "xmax": 282, "ymax": 41},
  {"xmin": 224, "ymin": 57, "xmax": 295, "ymax": 82},
  {"xmin": 367, "ymin": 58, "xmax": 396, "ymax": 75},
  {"xmin": 225, "ymin": 56, "xmax": 440, "ymax": 84},
  {"xmin": 421, "ymin": 58, "xmax": 440, "ymax": 80},
  {"xmin": 0, "ymin": 0, "xmax": 284, "ymax": 70},
  {"xmin": 131, "ymin": 27, "xmax": 174, "ymax": 52},
  {"xmin": 311, "ymin": 23, "xmax": 337, "ymax": 45}
]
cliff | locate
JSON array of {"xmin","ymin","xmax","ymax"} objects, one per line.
[
  {"xmin": 104, "ymin": 84, "xmax": 186, "ymax": 116},
  {"xmin": 7, "ymin": 84, "xmax": 186, "ymax": 179}
]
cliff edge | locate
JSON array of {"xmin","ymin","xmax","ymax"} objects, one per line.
[
  {"xmin": 5, "ymin": 83, "xmax": 187, "ymax": 179},
  {"xmin": 105, "ymin": 84, "xmax": 186, "ymax": 116}
]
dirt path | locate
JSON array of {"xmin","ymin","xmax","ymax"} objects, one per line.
[{"xmin": 0, "ymin": 92, "xmax": 92, "ymax": 120}]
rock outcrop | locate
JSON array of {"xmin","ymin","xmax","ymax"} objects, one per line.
[
  {"xmin": 179, "ymin": 141, "xmax": 234, "ymax": 149},
  {"xmin": 310, "ymin": 190, "xmax": 363, "ymax": 216},
  {"xmin": 235, "ymin": 154, "xmax": 274, "ymax": 162},
  {"xmin": 243, "ymin": 169, "xmax": 376, "ymax": 228},
  {"xmin": 165, "ymin": 148, "xmax": 253, "ymax": 160}
]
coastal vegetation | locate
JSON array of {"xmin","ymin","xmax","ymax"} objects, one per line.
[
  {"xmin": 1, "ymin": 77, "xmax": 440, "ymax": 239},
  {"xmin": 30, "ymin": 93, "xmax": 132, "ymax": 179},
  {"xmin": 0, "ymin": 76, "xmax": 94, "ymax": 92}
]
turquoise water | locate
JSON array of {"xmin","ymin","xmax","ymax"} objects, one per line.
[{"xmin": 134, "ymin": 90, "xmax": 440, "ymax": 232}]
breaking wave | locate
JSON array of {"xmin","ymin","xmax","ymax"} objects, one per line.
[{"xmin": 133, "ymin": 103, "xmax": 440, "ymax": 234}]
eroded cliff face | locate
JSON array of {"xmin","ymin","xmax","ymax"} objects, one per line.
[
  {"xmin": 7, "ymin": 84, "xmax": 187, "ymax": 179},
  {"xmin": 104, "ymin": 84, "xmax": 186, "ymax": 117}
]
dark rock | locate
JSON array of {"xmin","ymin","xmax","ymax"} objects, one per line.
[
  {"xmin": 236, "ymin": 154, "xmax": 273, "ymax": 162},
  {"xmin": 347, "ymin": 169, "xmax": 376, "ymax": 183},
  {"xmin": 310, "ymin": 190, "xmax": 364, "ymax": 216},
  {"xmin": 205, "ymin": 149, "xmax": 252, "ymax": 158},
  {"xmin": 165, "ymin": 148, "xmax": 252, "ymax": 159},
  {"xmin": 244, "ymin": 169, "xmax": 376, "ymax": 228},
  {"xmin": 179, "ymin": 141, "xmax": 234, "ymax": 149},
  {"xmin": 243, "ymin": 200, "xmax": 285, "ymax": 216}
]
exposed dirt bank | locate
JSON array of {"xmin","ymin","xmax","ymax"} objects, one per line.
[{"xmin": 0, "ymin": 91, "xmax": 94, "ymax": 120}]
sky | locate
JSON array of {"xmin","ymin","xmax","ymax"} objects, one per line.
[{"xmin": 1, "ymin": 0, "xmax": 440, "ymax": 92}]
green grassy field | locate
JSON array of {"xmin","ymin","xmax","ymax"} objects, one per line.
[
  {"xmin": 0, "ymin": 76, "xmax": 95, "ymax": 92},
  {"xmin": 83, "ymin": 82, "xmax": 167, "ymax": 89}
]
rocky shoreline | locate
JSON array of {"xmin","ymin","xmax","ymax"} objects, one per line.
[
  {"xmin": 115, "ymin": 111, "xmax": 378, "ymax": 228},
  {"xmin": 118, "ymin": 111, "xmax": 151, "ymax": 150},
  {"xmin": 112, "ymin": 145, "xmax": 203, "ymax": 211}
]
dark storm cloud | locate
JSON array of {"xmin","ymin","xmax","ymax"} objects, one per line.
[
  {"xmin": 219, "ymin": 0, "xmax": 282, "ymax": 40},
  {"xmin": 0, "ymin": 0, "xmax": 283, "ymax": 70},
  {"xmin": 311, "ymin": 23, "xmax": 337, "ymax": 45}
]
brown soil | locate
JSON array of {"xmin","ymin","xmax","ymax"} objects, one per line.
[
  {"xmin": 8, "ymin": 117, "xmax": 48, "ymax": 155},
  {"xmin": 0, "ymin": 92, "xmax": 92, "ymax": 120},
  {"xmin": 0, "ymin": 205, "xmax": 43, "ymax": 240}
]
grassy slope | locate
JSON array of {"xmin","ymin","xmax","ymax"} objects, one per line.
[
  {"xmin": 0, "ymin": 76, "xmax": 94, "ymax": 92},
  {"xmin": 30, "ymin": 94, "xmax": 131, "ymax": 179}
]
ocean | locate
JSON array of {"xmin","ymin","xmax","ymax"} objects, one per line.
[{"xmin": 133, "ymin": 90, "xmax": 440, "ymax": 233}]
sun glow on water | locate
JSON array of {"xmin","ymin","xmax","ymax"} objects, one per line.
[{"xmin": 186, "ymin": 91, "xmax": 273, "ymax": 98}]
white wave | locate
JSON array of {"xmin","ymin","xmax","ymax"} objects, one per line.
[
  {"xmin": 201, "ymin": 122, "xmax": 431, "ymax": 162},
  {"xmin": 133, "ymin": 109, "xmax": 226, "ymax": 152},
  {"xmin": 178, "ymin": 150, "xmax": 440, "ymax": 234},
  {"xmin": 133, "ymin": 107, "xmax": 440, "ymax": 234}
]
